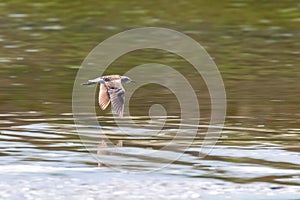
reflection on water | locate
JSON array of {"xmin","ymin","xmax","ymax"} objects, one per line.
[
  {"xmin": 1, "ymin": 112, "xmax": 299, "ymax": 186},
  {"xmin": 0, "ymin": 0, "xmax": 300, "ymax": 198},
  {"xmin": 1, "ymin": 112, "xmax": 300, "ymax": 198}
]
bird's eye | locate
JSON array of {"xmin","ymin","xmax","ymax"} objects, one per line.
[{"xmin": 104, "ymin": 78, "xmax": 110, "ymax": 81}]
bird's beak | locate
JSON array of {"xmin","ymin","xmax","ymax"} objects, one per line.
[{"xmin": 131, "ymin": 80, "xmax": 136, "ymax": 83}]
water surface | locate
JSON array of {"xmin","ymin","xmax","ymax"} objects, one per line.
[{"xmin": 0, "ymin": 0, "xmax": 300, "ymax": 199}]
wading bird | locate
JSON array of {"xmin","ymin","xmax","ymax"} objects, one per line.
[{"xmin": 82, "ymin": 75, "xmax": 134, "ymax": 117}]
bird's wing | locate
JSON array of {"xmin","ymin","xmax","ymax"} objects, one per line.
[
  {"xmin": 98, "ymin": 83, "xmax": 110, "ymax": 110},
  {"xmin": 106, "ymin": 80, "xmax": 125, "ymax": 117},
  {"xmin": 82, "ymin": 77, "xmax": 103, "ymax": 85}
]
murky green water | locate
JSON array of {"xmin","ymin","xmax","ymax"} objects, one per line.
[{"xmin": 0, "ymin": 1, "xmax": 300, "ymax": 199}]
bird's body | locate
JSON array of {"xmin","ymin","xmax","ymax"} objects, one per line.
[{"xmin": 82, "ymin": 75, "xmax": 134, "ymax": 117}]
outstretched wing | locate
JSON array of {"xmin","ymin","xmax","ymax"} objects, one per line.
[
  {"xmin": 106, "ymin": 80, "xmax": 125, "ymax": 117},
  {"xmin": 82, "ymin": 77, "xmax": 102, "ymax": 85},
  {"xmin": 98, "ymin": 83, "xmax": 110, "ymax": 110}
]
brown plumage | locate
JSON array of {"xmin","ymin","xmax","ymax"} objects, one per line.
[{"xmin": 82, "ymin": 75, "xmax": 134, "ymax": 117}]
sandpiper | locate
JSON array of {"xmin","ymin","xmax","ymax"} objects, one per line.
[{"xmin": 82, "ymin": 75, "xmax": 134, "ymax": 117}]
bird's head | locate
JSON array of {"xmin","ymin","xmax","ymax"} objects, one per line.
[{"xmin": 121, "ymin": 76, "xmax": 135, "ymax": 84}]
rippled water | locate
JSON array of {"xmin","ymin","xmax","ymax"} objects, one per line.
[
  {"xmin": 1, "ymin": 0, "xmax": 300, "ymax": 199},
  {"xmin": 1, "ymin": 112, "xmax": 300, "ymax": 198}
]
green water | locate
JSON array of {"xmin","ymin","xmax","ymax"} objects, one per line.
[{"xmin": 0, "ymin": 1, "xmax": 300, "ymax": 199}]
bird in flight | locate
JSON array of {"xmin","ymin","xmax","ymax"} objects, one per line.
[{"xmin": 82, "ymin": 75, "xmax": 134, "ymax": 117}]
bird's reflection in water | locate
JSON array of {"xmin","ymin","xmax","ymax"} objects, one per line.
[
  {"xmin": 97, "ymin": 140, "xmax": 123, "ymax": 167},
  {"xmin": 82, "ymin": 75, "xmax": 134, "ymax": 166}
]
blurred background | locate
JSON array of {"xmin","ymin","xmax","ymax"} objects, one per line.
[{"xmin": 0, "ymin": 0, "xmax": 299, "ymax": 199}]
